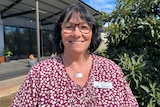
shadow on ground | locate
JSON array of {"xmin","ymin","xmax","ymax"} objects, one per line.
[{"xmin": 0, "ymin": 93, "xmax": 16, "ymax": 107}]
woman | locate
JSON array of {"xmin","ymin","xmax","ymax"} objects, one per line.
[{"xmin": 12, "ymin": 3, "xmax": 138, "ymax": 107}]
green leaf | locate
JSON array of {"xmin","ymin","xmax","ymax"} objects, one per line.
[
  {"xmin": 140, "ymin": 85, "xmax": 150, "ymax": 93},
  {"xmin": 131, "ymin": 57, "xmax": 136, "ymax": 65},
  {"xmin": 151, "ymin": 29, "xmax": 155, "ymax": 37}
]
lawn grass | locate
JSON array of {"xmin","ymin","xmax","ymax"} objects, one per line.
[{"xmin": 0, "ymin": 93, "xmax": 16, "ymax": 107}]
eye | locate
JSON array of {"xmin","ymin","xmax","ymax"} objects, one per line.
[
  {"xmin": 64, "ymin": 23, "xmax": 74, "ymax": 29},
  {"xmin": 65, "ymin": 25, "xmax": 73, "ymax": 29},
  {"xmin": 64, "ymin": 23, "xmax": 73, "ymax": 28},
  {"xmin": 81, "ymin": 25, "xmax": 89, "ymax": 29},
  {"xmin": 79, "ymin": 23, "xmax": 90, "ymax": 29}
]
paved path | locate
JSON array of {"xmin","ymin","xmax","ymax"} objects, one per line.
[
  {"xmin": 0, "ymin": 75, "xmax": 26, "ymax": 98},
  {"xmin": 0, "ymin": 56, "xmax": 49, "ymax": 98}
]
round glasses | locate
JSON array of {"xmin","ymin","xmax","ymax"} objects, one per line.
[{"xmin": 61, "ymin": 22, "xmax": 93, "ymax": 34}]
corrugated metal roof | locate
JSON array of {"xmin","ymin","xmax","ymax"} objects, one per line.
[{"xmin": 0, "ymin": 0, "xmax": 100, "ymax": 25}]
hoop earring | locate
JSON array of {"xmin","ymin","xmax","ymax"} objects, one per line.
[{"xmin": 59, "ymin": 40, "xmax": 63, "ymax": 50}]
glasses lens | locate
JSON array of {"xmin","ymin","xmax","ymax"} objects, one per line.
[
  {"xmin": 61, "ymin": 22, "xmax": 93, "ymax": 34},
  {"xmin": 79, "ymin": 22, "xmax": 93, "ymax": 34},
  {"xmin": 62, "ymin": 22, "xmax": 75, "ymax": 33}
]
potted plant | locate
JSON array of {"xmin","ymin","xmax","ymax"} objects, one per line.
[
  {"xmin": 28, "ymin": 54, "xmax": 37, "ymax": 67},
  {"xmin": 3, "ymin": 47, "xmax": 13, "ymax": 62},
  {"xmin": 0, "ymin": 56, "xmax": 5, "ymax": 63}
]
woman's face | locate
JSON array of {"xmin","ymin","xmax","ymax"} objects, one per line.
[{"xmin": 61, "ymin": 13, "xmax": 92, "ymax": 55}]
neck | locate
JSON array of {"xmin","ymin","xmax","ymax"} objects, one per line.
[
  {"xmin": 62, "ymin": 51, "xmax": 90, "ymax": 66},
  {"xmin": 61, "ymin": 52, "xmax": 93, "ymax": 80}
]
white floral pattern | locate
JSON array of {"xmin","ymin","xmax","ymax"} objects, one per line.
[{"xmin": 12, "ymin": 54, "xmax": 139, "ymax": 107}]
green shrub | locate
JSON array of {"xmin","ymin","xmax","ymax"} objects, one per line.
[{"xmin": 97, "ymin": 0, "xmax": 160, "ymax": 106}]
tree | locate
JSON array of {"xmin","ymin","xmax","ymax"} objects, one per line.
[{"xmin": 98, "ymin": 0, "xmax": 160, "ymax": 106}]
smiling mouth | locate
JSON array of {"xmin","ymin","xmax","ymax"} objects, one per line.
[{"xmin": 69, "ymin": 41, "xmax": 84, "ymax": 44}]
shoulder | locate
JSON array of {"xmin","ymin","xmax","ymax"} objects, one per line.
[
  {"xmin": 93, "ymin": 54, "xmax": 121, "ymax": 70},
  {"xmin": 35, "ymin": 55, "xmax": 61, "ymax": 67},
  {"xmin": 30, "ymin": 55, "xmax": 63, "ymax": 75}
]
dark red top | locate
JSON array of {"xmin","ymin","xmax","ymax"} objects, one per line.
[{"xmin": 12, "ymin": 54, "xmax": 138, "ymax": 107}]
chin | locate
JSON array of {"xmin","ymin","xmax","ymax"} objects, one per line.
[{"xmin": 70, "ymin": 48, "xmax": 88, "ymax": 54}]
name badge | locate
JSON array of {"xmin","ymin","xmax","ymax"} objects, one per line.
[{"xmin": 93, "ymin": 81, "xmax": 113, "ymax": 89}]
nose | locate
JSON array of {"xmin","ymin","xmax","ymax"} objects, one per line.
[{"xmin": 72, "ymin": 26, "xmax": 81, "ymax": 38}]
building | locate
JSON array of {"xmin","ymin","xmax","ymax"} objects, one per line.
[{"xmin": 0, "ymin": 0, "xmax": 100, "ymax": 60}]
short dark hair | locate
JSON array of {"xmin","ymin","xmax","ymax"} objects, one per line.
[{"xmin": 53, "ymin": 3, "xmax": 101, "ymax": 54}]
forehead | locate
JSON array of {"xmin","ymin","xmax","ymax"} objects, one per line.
[{"xmin": 63, "ymin": 12, "xmax": 86, "ymax": 23}]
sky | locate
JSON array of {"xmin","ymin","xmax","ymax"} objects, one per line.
[{"xmin": 82, "ymin": 0, "xmax": 116, "ymax": 13}]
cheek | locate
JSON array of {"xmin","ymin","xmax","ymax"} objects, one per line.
[
  {"xmin": 61, "ymin": 31, "xmax": 70, "ymax": 43},
  {"xmin": 61, "ymin": 31, "xmax": 65, "ymax": 42},
  {"xmin": 87, "ymin": 32, "xmax": 92, "ymax": 41},
  {"xmin": 61, "ymin": 31, "xmax": 66, "ymax": 39}
]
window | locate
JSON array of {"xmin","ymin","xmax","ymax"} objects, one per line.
[
  {"xmin": 42, "ymin": 30, "xmax": 53, "ymax": 56},
  {"xmin": 4, "ymin": 26, "xmax": 18, "ymax": 59},
  {"xmin": 30, "ymin": 29, "xmax": 37, "ymax": 55},
  {"xmin": 19, "ymin": 27, "xmax": 30, "ymax": 58},
  {"xmin": 4, "ymin": 25, "xmax": 53, "ymax": 59}
]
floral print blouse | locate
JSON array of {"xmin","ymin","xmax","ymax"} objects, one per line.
[{"xmin": 12, "ymin": 54, "xmax": 139, "ymax": 107}]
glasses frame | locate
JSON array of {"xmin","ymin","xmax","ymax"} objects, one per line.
[{"xmin": 61, "ymin": 22, "xmax": 94, "ymax": 34}]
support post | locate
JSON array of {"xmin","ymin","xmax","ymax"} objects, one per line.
[{"xmin": 36, "ymin": 0, "xmax": 40, "ymax": 62}]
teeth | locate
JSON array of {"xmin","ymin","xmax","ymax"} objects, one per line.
[{"xmin": 69, "ymin": 41, "xmax": 83, "ymax": 44}]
